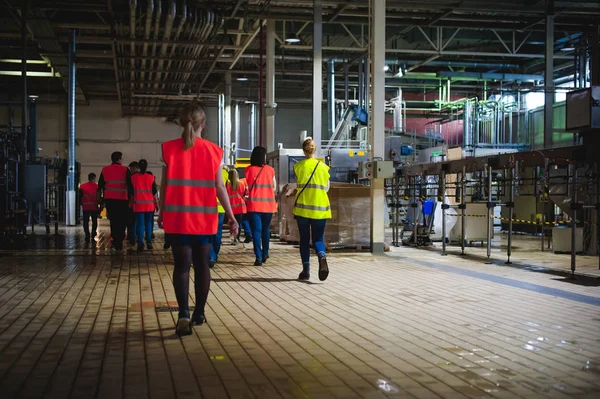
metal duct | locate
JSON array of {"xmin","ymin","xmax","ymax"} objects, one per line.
[
  {"xmin": 162, "ymin": 0, "xmax": 187, "ymax": 89},
  {"xmin": 129, "ymin": 0, "xmax": 136, "ymax": 94},
  {"xmin": 66, "ymin": 30, "xmax": 76, "ymax": 226},
  {"xmin": 139, "ymin": 0, "xmax": 154, "ymax": 86},
  {"xmin": 328, "ymin": 59, "xmax": 335, "ymax": 138},
  {"xmin": 154, "ymin": 0, "xmax": 176, "ymax": 89}
]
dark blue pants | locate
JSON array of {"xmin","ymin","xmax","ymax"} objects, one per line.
[
  {"xmin": 242, "ymin": 214, "xmax": 252, "ymax": 238},
  {"xmin": 210, "ymin": 213, "xmax": 225, "ymax": 262},
  {"xmin": 248, "ymin": 212, "xmax": 272, "ymax": 261},
  {"xmin": 296, "ymin": 216, "xmax": 327, "ymax": 272},
  {"xmin": 135, "ymin": 211, "xmax": 154, "ymax": 244}
]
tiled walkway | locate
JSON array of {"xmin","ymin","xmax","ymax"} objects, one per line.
[{"xmin": 0, "ymin": 227, "xmax": 599, "ymax": 398}]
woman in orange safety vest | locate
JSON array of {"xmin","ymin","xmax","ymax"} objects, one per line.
[
  {"xmin": 245, "ymin": 146, "xmax": 277, "ymax": 266},
  {"xmin": 227, "ymin": 168, "xmax": 247, "ymax": 244},
  {"xmin": 158, "ymin": 102, "xmax": 239, "ymax": 336}
]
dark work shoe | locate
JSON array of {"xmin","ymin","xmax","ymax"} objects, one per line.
[
  {"xmin": 262, "ymin": 255, "xmax": 269, "ymax": 263},
  {"xmin": 146, "ymin": 241, "xmax": 153, "ymax": 250},
  {"xmin": 176, "ymin": 318, "xmax": 192, "ymax": 336},
  {"xmin": 137, "ymin": 244, "xmax": 144, "ymax": 252},
  {"xmin": 244, "ymin": 236, "xmax": 252, "ymax": 244},
  {"xmin": 298, "ymin": 271, "xmax": 310, "ymax": 281},
  {"xmin": 191, "ymin": 312, "xmax": 206, "ymax": 326},
  {"xmin": 164, "ymin": 242, "xmax": 171, "ymax": 250},
  {"xmin": 254, "ymin": 259, "xmax": 262, "ymax": 267},
  {"xmin": 85, "ymin": 234, "xmax": 91, "ymax": 242},
  {"xmin": 318, "ymin": 257, "xmax": 329, "ymax": 281},
  {"xmin": 209, "ymin": 261, "xmax": 215, "ymax": 269}
]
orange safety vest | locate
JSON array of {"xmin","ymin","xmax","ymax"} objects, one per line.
[
  {"xmin": 101, "ymin": 164, "xmax": 129, "ymax": 200},
  {"xmin": 227, "ymin": 180, "xmax": 247, "ymax": 215},
  {"xmin": 131, "ymin": 173, "xmax": 155, "ymax": 212},
  {"xmin": 245, "ymin": 165, "xmax": 276, "ymax": 213},
  {"xmin": 162, "ymin": 137, "xmax": 223, "ymax": 235},
  {"xmin": 80, "ymin": 182, "xmax": 99, "ymax": 211}
]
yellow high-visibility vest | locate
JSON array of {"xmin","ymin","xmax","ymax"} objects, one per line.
[
  {"xmin": 293, "ymin": 158, "xmax": 331, "ymax": 219},
  {"xmin": 217, "ymin": 167, "xmax": 229, "ymax": 213}
]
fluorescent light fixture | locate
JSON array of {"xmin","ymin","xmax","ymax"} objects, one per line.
[
  {"xmin": 28, "ymin": 94, "xmax": 39, "ymax": 99},
  {"xmin": 236, "ymin": 76, "xmax": 249, "ymax": 82},
  {"xmin": 383, "ymin": 65, "xmax": 390, "ymax": 72},
  {"xmin": 561, "ymin": 47, "xmax": 575, "ymax": 51},
  {"xmin": 284, "ymin": 35, "xmax": 301, "ymax": 44},
  {"xmin": 395, "ymin": 69, "xmax": 404, "ymax": 78}
]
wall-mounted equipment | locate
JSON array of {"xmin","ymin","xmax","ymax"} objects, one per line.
[{"xmin": 566, "ymin": 87, "xmax": 600, "ymax": 131}]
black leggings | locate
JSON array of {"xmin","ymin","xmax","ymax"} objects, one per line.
[
  {"xmin": 172, "ymin": 244, "xmax": 212, "ymax": 318},
  {"xmin": 234, "ymin": 214, "xmax": 243, "ymax": 239}
]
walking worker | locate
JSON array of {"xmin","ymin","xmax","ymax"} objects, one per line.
[
  {"xmin": 227, "ymin": 168, "xmax": 247, "ymax": 244},
  {"xmin": 80, "ymin": 172, "xmax": 99, "ymax": 242},
  {"xmin": 131, "ymin": 159, "xmax": 158, "ymax": 252},
  {"xmin": 293, "ymin": 138, "xmax": 331, "ymax": 281},
  {"xmin": 245, "ymin": 146, "xmax": 277, "ymax": 266},
  {"xmin": 209, "ymin": 166, "xmax": 229, "ymax": 268},
  {"xmin": 98, "ymin": 152, "xmax": 132, "ymax": 251},
  {"xmin": 239, "ymin": 175, "xmax": 253, "ymax": 243},
  {"xmin": 157, "ymin": 102, "xmax": 238, "ymax": 337},
  {"xmin": 126, "ymin": 161, "xmax": 140, "ymax": 246}
]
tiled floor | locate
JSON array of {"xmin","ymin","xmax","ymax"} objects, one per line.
[{"xmin": 0, "ymin": 224, "xmax": 599, "ymax": 399}]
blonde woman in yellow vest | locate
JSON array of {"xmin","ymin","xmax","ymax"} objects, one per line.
[
  {"xmin": 209, "ymin": 166, "xmax": 229, "ymax": 268},
  {"xmin": 293, "ymin": 138, "xmax": 331, "ymax": 281}
]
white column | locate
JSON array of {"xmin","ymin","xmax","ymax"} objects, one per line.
[
  {"xmin": 312, "ymin": 0, "xmax": 323, "ymax": 148},
  {"xmin": 369, "ymin": 0, "xmax": 386, "ymax": 254},
  {"xmin": 224, "ymin": 71, "xmax": 232, "ymax": 163},
  {"xmin": 266, "ymin": 19, "xmax": 276, "ymax": 152}
]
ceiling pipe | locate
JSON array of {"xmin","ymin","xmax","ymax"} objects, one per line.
[
  {"xmin": 129, "ymin": 0, "xmax": 136, "ymax": 101},
  {"xmin": 154, "ymin": 0, "xmax": 175, "ymax": 90},
  {"xmin": 162, "ymin": 0, "xmax": 187, "ymax": 90},
  {"xmin": 139, "ymin": 0, "xmax": 154, "ymax": 88}
]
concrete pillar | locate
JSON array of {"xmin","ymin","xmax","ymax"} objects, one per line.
[
  {"xmin": 224, "ymin": 71, "xmax": 232, "ymax": 163},
  {"xmin": 369, "ymin": 0, "xmax": 386, "ymax": 254},
  {"xmin": 66, "ymin": 29, "xmax": 76, "ymax": 226},
  {"xmin": 543, "ymin": 0, "xmax": 554, "ymax": 149},
  {"xmin": 312, "ymin": 0, "xmax": 323, "ymax": 148},
  {"xmin": 266, "ymin": 19, "xmax": 276, "ymax": 152}
]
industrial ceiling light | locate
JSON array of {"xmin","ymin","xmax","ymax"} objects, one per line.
[
  {"xmin": 395, "ymin": 68, "xmax": 404, "ymax": 78},
  {"xmin": 237, "ymin": 76, "xmax": 249, "ymax": 82},
  {"xmin": 284, "ymin": 34, "xmax": 301, "ymax": 44},
  {"xmin": 561, "ymin": 46, "xmax": 575, "ymax": 51},
  {"xmin": 28, "ymin": 94, "xmax": 39, "ymax": 99},
  {"xmin": 383, "ymin": 65, "xmax": 390, "ymax": 72}
]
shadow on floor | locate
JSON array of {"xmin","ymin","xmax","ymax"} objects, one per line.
[{"xmin": 212, "ymin": 277, "xmax": 315, "ymax": 284}]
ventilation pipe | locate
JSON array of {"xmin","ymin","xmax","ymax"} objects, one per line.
[
  {"xmin": 154, "ymin": 0, "xmax": 176, "ymax": 89},
  {"xmin": 139, "ymin": 0, "xmax": 154, "ymax": 86},
  {"xmin": 328, "ymin": 59, "xmax": 335, "ymax": 138},
  {"xmin": 66, "ymin": 30, "xmax": 76, "ymax": 226},
  {"xmin": 234, "ymin": 102, "xmax": 240, "ymax": 161},
  {"xmin": 27, "ymin": 98, "xmax": 37, "ymax": 159},
  {"xmin": 129, "ymin": 0, "xmax": 136, "ymax": 94},
  {"xmin": 249, "ymin": 103, "xmax": 257, "ymax": 151}
]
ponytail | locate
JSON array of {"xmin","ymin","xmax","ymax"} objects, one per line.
[
  {"xmin": 228, "ymin": 168, "xmax": 240, "ymax": 191},
  {"xmin": 183, "ymin": 120, "xmax": 194, "ymax": 150},
  {"xmin": 178, "ymin": 101, "xmax": 206, "ymax": 151}
]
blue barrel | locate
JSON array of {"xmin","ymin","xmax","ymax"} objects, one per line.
[{"xmin": 423, "ymin": 200, "xmax": 435, "ymax": 215}]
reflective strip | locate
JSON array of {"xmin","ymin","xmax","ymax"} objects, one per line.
[
  {"xmin": 254, "ymin": 184, "xmax": 274, "ymax": 189},
  {"xmin": 83, "ymin": 194, "xmax": 96, "ymax": 197},
  {"xmin": 302, "ymin": 184, "xmax": 328, "ymax": 191},
  {"xmin": 105, "ymin": 180, "xmax": 126, "ymax": 184},
  {"xmin": 231, "ymin": 203, "xmax": 245, "ymax": 208},
  {"xmin": 105, "ymin": 188, "xmax": 127, "ymax": 192},
  {"xmin": 249, "ymin": 197, "xmax": 275, "ymax": 202},
  {"xmin": 294, "ymin": 203, "xmax": 331, "ymax": 212},
  {"xmin": 168, "ymin": 178, "xmax": 215, "ymax": 188},
  {"xmin": 163, "ymin": 204, "xmax": 218, "ymax": 213},
  {"xmin": 134, "ymin": 200, "xmax": 154, "ymax": 204},
  {"xmin": 229, "ymin": 194, "xmax": 242, "ymax": 199},
  {"xmin": 134, "ymin": 189, "xmax": 153, "ymax": 194},
  {"xmin": 83, "ymin": 201, "xmax": 97, "ymax": 204}
]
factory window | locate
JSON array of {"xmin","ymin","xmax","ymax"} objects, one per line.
[{"xmin": 524, "ymin": 92, "xmax": 545, "ymax": 110}]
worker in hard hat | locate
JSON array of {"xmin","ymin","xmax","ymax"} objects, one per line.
[{"xmin": 293, "ymin": 138, "xmax": 331, "ymax": 281}]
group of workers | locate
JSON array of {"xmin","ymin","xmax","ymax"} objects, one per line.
[{"xmin": 81, "ymin": 102, "xmax": 332, "ymax": 336}]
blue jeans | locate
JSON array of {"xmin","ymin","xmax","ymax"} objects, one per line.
[
  {"xmin": 210, "ymin": 213, "xmax": 225, "ymax": 262},
  {"xmin": 248, "ymin": 212, "xmax": 273, "ymax": 261},
  {"xmin": 242, "ymin": 214, "xmax": 252, "ymax": 238},
  {"xmin": 296, "ymin": 216, "xmax": 327, "ymax": 271},
  {"xmin": 135, "ymin": 211, "xmax": 154, "ymax": 244}
]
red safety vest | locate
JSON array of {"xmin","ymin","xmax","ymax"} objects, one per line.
[
  {"xmin": 245, "ymin": 165, "xmax": 276, "ymax": 213},
  {"xmin": 101, "ymin": 164, "xmax": 128, "ymax": 200},
  {"xmin": 227, "ymin": 180, "xmax": 247, "ymax": 215},
  {"xmin": 131, "ymin": 173, "xmax": 155, "ymax": 212},
  {"xmin": 80, "ymin": 182, "xmax": 99, "ymax": 211},
  {"xmin": 162, "ymin": 137, "xmax": 223, "ymax": 235}
]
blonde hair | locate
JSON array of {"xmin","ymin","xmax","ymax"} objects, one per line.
[
  {"xmin": 179, "ymin": 102, "xmax": 206, "ymax": 150},
  {"xmin": 228, "ymin": 168, "xmax": 240, "ymax": 191},
  {"xmin": 302, "ymin": 138, "xmax": 317, "ymax": 155}
]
